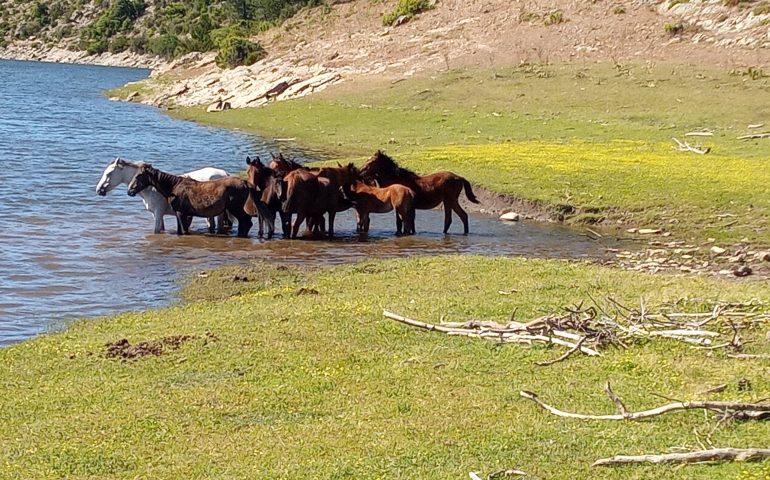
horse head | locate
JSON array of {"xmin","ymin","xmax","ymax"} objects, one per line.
[
  {"xmin": 96, "ymin": 157, "xmax": 131, "ymax": 196},
  {"xmin": 127, "ymin": 163, "xmax": 154, "ymax": 197}
]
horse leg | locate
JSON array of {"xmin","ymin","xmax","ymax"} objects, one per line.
[
  {"xmin": 208, "ymin": 216, "xmax": 217, "ymax": 234},
  {"xmin": 452, "ymin": 201, "xmax": 470, "ymax": 235},
  {"xmin": 152, "ymin": 211, "xmax": 163, "ymax": 234},
  {"xmin": 292, "ymin": 212, "xmax": 306, "ymax": 239},
  {"xmin": 280, "ymin": 212, "xmax": 291, "ymax": 238},
  {"xmin": 355, "ymin": 210, "xmax": 363, "ymax": 233},
  {"xmin": 266, "ymin": 212, "xmax": 275, "ymax": 239},
  {"xmin": 175, "ymin": 212, "xmax": 186, "ymax": 235},
  {"xmin": 233, "ymin": 208, "xmax": 253, "ymax": 238},
  {"xmin": 395, "ymin": 211, "xmax": 403, "ymax": 236},
  {"xmin": 443, "ymin": 201, "xmax": 453, "ymax": 234},
  {"xmin": 182, "ymin": 215, "xmax": 193, "ymax": 232},
  {"xmin": 407, "ymin": 208, "xmax": 416, "ymax": 235},
  {"xmin": 327, "ymin": 211, "xmax": 336, "ymax": 238}
]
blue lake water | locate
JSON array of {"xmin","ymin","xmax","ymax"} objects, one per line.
[{"xmin": 0, "ymin": 59, "xmax": 614, "ymax": 346}]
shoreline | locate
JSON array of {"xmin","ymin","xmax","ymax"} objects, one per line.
[{"xmin": 0, "ymin": 44, "xmax": 166, "ymax": 70}]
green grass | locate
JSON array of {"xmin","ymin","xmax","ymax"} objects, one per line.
[
  {"xmin": 170, "ymin": 62, "xmax": 770, "ymax": 245},
  {"xmin": 2, "ymin": 256, "xmax": 770, "ymax": 479}
]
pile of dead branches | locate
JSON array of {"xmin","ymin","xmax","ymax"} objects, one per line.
[{"xmin": 383, "ymin": 298, "xmax": 769, "ymax": 365}]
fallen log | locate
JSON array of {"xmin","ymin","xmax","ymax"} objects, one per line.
[
  {"xmin": 738, "ymin": 133, "xmax": 770, "ymax": 140},
  {"xmin": 727, "ymin": 353, "xmax": 770, "ymax": 360},
  {"xmin": 592, "ymin": 448, "xmax": 770, "ymax": 466},
  {"xmin": 520, "ymin": 382, "xmax": 770, "ymax": 421}
]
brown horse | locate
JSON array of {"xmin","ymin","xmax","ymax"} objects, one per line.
[
  {"xmin": 359, "ymin": 150, "xmax": 479, "ymax": 235},
  {"xmin": 127, "ymin": 164, "xmax": 258, "ymax": 237},
  {"xmin": 280, "ymin": 163, "xmax": 356, "ymax": 238},
  {"xmin": 268, "ymin": 152, "xmax": 317, "ymax": 176},
  {"xmin": 245, "ymin": 156, "xmax": 290, "ymax": 238},
  {"xmin": 344, "ymin": 176, "xmax": 416, "ymax": 235}
]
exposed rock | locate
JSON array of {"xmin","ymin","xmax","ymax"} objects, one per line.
[
  {"xmin": 126, "ymin": 91, "xmax": 139, "ymax": 101},
  {"xmin": 638, "ymin": 228, "xmax": 662, "ymax": 235},
  {"xmin": 756, "ymin": 251, "xmax": 770, "ymax": 262},
  {"xmin": 734, "ymin": 265, "xmax": 753, "ymax": 277},
  {"xmin": 710, "ymin": 246, "xmax": 727, "ymax": 255},
  {"xmin": 499, "ymin": 212, "xmax": 520, "ymax": 222},
  {"xmin": 206, "ymin": 98, "xmax": 232, "ymax": 112}
]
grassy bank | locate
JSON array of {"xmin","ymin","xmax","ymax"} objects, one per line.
[
  {"xmin": 2, "ymin": 256, "xmax": 770, "ymax": 479},
  {"xmin": 170, "ymin": 62, "xmax": 770, "ymax": 245}
]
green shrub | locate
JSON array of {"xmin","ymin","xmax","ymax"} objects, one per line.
[
  {"xmin": 612, "ymin": 5, "xmax": 626, "ymax": 14},
  {"xmin": 109, "ymin": 34, "xmax": 130, "ymax": 53},
  {"xmin": 214, "ymin": 34, "xmax": 266, "ymax": 68},
  {"xmin": 753, "ymin": 2, "xmax": 770, "ymax": 15},
  {"xmin": 147, "ymin": 34, "xmax": 183, "ymax": 58},
  {"xmin": 31, "ymin": 2, "xmax": 51, "ymax": 26},
  {"xmin": 382, "ymin": 0, "xmax": 434, "ymax": 26},
  {"xmin": 664, "ymin": 22, "xmax": 685, "ymax": 35},
  {"xmin": 544, "ymin": 9, "xmax": 565, "ymax": 25},
  {"xmin": 129, "ymin": 34, "xmax": 147, "ymax": 54},
  {"xmin": 86, "ymin": 37, "xmax": 108, "ymax": 54}
]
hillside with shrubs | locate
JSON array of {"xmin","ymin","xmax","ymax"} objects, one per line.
[{"xmin": 0, "ymin": 0, "xmax": 320, "ymax": 67}]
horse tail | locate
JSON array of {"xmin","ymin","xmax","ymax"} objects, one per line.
[
  {"xmin": 244, "ymin": 186, "xmax": 260, "ymax": 217},
  {"xmin": 281, "ymin": 178, "xmax": 294, "ymax": 213},
  {"xmin": 462, "ymin": 178, "xmax": 480, "ymax": 204}
]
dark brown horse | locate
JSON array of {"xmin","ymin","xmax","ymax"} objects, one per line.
[
  {"xmin": 359, "ymin": 150, "xmax": 479, "ymax": 234},
  {"xmin": 127, "ymin": 164, "xmax": 258, "ymax": 237},
  {"xmin": 344, "ymin": 176, "xmax": 416, "ymax": 235},
  {"xmin": 280, "ymin": 163, "xmax": 356, "ymax": 238},
  {"xmin": 245, "ymin": 156, "xmax": 290, "ymax": 238}
]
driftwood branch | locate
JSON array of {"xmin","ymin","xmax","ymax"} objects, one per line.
[
  {"xmin": 520, "ymin": 383, "xmax": 770, "ymax": 421},
  {"xmin": 593, "ymin": 448, "xmax": 770, "ymax": 466},
  {"xmin": 382, "ymin": 310, "xmax": 600, "ymax": 356},
  {"xmin": 728, "ymin": 353, "xmax": 770, "ymax": 360},
  {"xmin": 672, "ymin": 137, "xmax": 710, "ymax": 154},
  {"xmin": 535, "ymin": 337, "xmax": 587, "ymax": 366},
  {"xmin": 738, "ymin": 132, "xmax": 770, "ymax": 140}
]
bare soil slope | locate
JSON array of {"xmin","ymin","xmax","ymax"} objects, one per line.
[{"xmin": 126, "ymin": 0, "xmax": 770, "ymax": 109}]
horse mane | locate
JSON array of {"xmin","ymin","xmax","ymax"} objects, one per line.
[
  {"xmin": 114, "ymin": 157, "xmax": 146, "ymax": 169},
  {"xmin": 368, "ymin": 151, "xmax": 419, "ymax": 180}
]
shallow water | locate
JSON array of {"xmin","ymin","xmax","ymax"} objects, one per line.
[{"xmin": 0, "ymin": 59, "xmax": 614, "ymax": 346}]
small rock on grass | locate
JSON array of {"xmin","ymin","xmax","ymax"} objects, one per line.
[
  {"xmin": 710, "ymin": 246, "xmax": 727, "ymax": 255},
  {"xmin": 734, "ymin": 265, "xmax": 753, "ymax": 277},
  {"xmin": 756, "ymin": 251, "xmax": 770, "ymax": 262},
  {"xmin": 638, "ymin": 228, "xmax": 662, "ymax": 235},
  {"xmin": 499, "ymin": 212, "xmax": 520, "ymax": 222}
]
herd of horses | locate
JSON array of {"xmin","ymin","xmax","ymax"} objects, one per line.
[{"xmin": 96, "ymin": 151, "xmax": 480, "ymax": 239}]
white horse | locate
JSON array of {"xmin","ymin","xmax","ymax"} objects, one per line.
[{"xmin": 96, "ymin": 157, "xmax": 232, "ymax": 233}]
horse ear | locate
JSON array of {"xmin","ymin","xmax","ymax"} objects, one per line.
[
  {"xmin": 337, "ymin": 161, "xmax": 343, "ymax": 167},
  {"xmin": 246, "ymin": 156, "xmax": 252, "ymax": 165},
  {"xmin": 271, "ymin": 152, "xmax": 276, "ymax": 160}
]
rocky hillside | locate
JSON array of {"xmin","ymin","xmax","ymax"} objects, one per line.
[
  {"xmin": 3, "ymin": 0, "xmax": 770, "ymax": 103},
  {"xmin": 99, "ymin": 0, "xmax": 770, "ymax": 110},
  {"xmin": 0, "ymin": 0, "xmax": 318, "ymax": 67}
]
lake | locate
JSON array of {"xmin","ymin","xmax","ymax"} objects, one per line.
[{"xmin": 0, "ymin": 59, "xmax": 611, "ymax": 346}]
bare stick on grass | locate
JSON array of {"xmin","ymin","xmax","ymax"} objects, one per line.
[
  {"xmin": 593, "ymin": 448, "xmax": 770, "ymax": 467},
  {"xmin": 520, "ymin": 382, "xmax": 770, "ymax": 421}
]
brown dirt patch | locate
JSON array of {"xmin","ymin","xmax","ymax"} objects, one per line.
[{"xmin": 104, "ymin": 334, "xmax": 209, "ymax": 361}]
